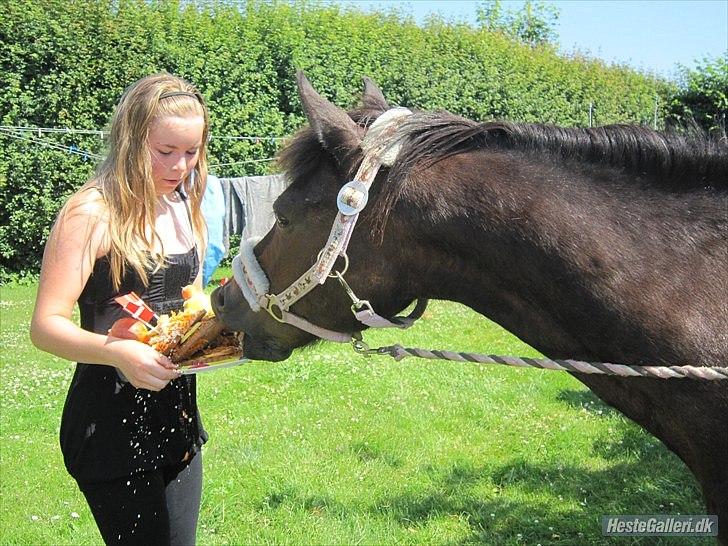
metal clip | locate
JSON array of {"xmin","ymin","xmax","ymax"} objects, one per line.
[
  {"xmin": 350, "ymin": 336, "xmax": 400, "ymax": 359},
  {"xmin": 351, "ymin": 336, "xmax": 371, "ymax": 356},
  {"xmin": 335, "ymin": 271, "xmax": 369, "ymax": 311},
  {"xmin": 351, "ymin": 299, "xmax": 373, "ymax": 316}
]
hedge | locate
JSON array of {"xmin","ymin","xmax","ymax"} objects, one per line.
[
  {"xmin": 0, "ymin": 0, "xmax": 672, "ymax": 280},
  {"xmin": 667, "ymin": 55, "xmax": 728, "ymax": 136}
]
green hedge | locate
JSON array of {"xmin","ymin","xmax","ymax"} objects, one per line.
[
  {"xmin": 667, "ymin": 55, "xmax": 728, "ymax": 136},
  {"xmin": 0, "ymin": 0, "xmax": 671, "ymax": 280}
]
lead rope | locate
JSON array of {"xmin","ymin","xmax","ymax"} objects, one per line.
[{"xmin": 351, "ymin": 341, "xmax": 728, "ymax": 380}]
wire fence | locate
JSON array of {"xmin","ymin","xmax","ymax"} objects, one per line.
[
  {"xmin": 0, "ymin": 125, "xmax": 283, "ymax": 176},
  {"xmin": 0, "ymin": 96, "xmax": 664, "ymax": 176}
]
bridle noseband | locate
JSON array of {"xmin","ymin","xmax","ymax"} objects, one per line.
[{"xmin": 231, "ymin": 107, "xmax": 428, "ymax": 345}]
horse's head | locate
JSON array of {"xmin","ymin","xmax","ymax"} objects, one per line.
[{"xmin": 212, "ymin": 73, "xmax": 420, "ymax": 361}]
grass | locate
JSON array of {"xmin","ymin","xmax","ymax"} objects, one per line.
[{"xmin": 0, "ymin": 268, "xmax": 709, "ymax": 545}]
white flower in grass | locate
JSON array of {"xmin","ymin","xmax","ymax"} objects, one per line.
[{"xmin": 71, "ymin": 512, "xmax": 80, "ymax": 518}]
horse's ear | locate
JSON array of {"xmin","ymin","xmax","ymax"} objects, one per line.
[
  {"xmin": 361, "ymin": 76, "xmax": 390, "ymax": 111},
  {"xmin": 297, "ymin": 71, "xmax": 361, "ymax": 166}
]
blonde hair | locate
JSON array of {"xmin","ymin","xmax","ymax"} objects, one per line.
[{"xmin": 67, "ymin": 73, "xmax": 210, "ymax": 289}]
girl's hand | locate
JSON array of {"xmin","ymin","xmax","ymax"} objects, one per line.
[{"xmin": 107, "ymin": 338, "xmax": 180, "ymax": 391}]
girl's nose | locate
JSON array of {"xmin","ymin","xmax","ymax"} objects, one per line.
[{"xmin": 172, "ymin": 154, "xmax": 188, "ymax": 172}]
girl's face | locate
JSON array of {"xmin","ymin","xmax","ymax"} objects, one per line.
[{"xmin": 148, "ymin": 114, "xmax": 205, "ymax": 196}]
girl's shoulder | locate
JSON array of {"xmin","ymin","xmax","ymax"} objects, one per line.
[
  {"xmin": 53, "ymin": 183, "xmax": 111, "ymax": 259},
  {"xmin": 63, "ymin": 183, "xmax": 109, "ymax": 222}
]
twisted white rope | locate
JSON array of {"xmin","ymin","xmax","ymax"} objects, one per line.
[{"xmin": 366, "ymin": 344, "xmax": 728, "ymax": 380}]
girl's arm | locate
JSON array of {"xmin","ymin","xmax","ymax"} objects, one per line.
[
  {"xmin": 30, "ymin": 194, "xmax": 179, "ymax": 391},
  {"xmin": 188, "ymin": 200, "xmax": 206, "ymax": 291},
  {"xmin": 194, "ymin": 235, "xmax": 205, "ymax": 291}
]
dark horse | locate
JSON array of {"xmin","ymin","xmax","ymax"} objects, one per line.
[{"xmin": 213, "ymin": 73, "xmax": 728, "ymax": 542}]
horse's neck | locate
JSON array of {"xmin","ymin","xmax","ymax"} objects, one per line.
[
  {"xmin": 398, "ymin": 153, "xmax": 728, "ymax": 529},
  {"xmin": 406, "ymin": 155, "xmax": 726, "ymax": 366}
]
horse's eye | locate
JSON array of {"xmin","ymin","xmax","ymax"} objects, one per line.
[{"xmin": 275, "ymin": 211, "xmax": 289, "ymax": 227}]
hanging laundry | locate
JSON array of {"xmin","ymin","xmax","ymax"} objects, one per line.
[
  {"xmin": 201, "ymin": 174, "xmax": 226, "ymax": 285},
  {"xmin": 220, "ymin": 174, "xmax": 290, "ymax": 242}
]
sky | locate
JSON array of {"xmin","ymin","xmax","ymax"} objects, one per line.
[{"xmin": 330, "ymin": 0, "xmax": 728, "ymax": 79}]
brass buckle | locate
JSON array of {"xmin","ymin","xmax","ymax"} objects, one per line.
[{"xmin": 265, "ymin": 295, "xmax": 286, "ymax": 323}]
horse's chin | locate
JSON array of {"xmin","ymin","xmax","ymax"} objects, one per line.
[
  {"xmin": 242, "ymin": 333, "xmax": 293, "ymax": 362},
  {"xmin": 211, "ymin": 283, "xmax": 318, "ymax": 361}
]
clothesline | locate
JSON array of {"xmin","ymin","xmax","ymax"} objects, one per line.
[
  {"xmin": 0, "ymin": 128, "xmax": 104, "ymax": 161},
  {"xmin": 212, "ymin": 158, "xmax": 277, "ymax": 167},
  {"xmin": 0, "ymin": 125, "xmax": 287, "ymax": 142},
  {"xmin": 0, "ymin": 127, "xmax": 278, "ymax": 170}
]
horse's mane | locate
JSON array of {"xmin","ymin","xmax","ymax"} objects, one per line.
[
  {"xmin": 281, "ymin": 109, "xmax": 727, "ymax": 195},
  {"xmin": 278, "ymin": 108, "xmax": 727, "ymax": 240},
  {"xmin": 391, "ymin": 112, "xmax": 728, "ymax": 191}
]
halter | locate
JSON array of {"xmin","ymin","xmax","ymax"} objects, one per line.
[{"xmin": 231, "ymin": 108, "xmax": 428, "ymax": 344}]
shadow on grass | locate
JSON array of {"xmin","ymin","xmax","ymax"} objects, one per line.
[
  {"xmin": 373, "ymin": 455, "xmax": 704, "ymax": 545},
  {"xmin": 258, "ymin": 485, "xmax": 348, "ymax": 516},
  {"xmin": 351, "ymin": 441, "xmax": 404, "ymax": 468},
  {"xmin": 254, "ymin": 431, "xmax": 705, "ymax": 545},
  {"xmin": 251, "ymin": 389, "xmax": 707, "ymax": 545},
  {"xmin": 556, "ymin": 388, "xmax": 621, "ymax": 417},
  {"xmin": 556, "ymin": 389, "xmax": 686, "ymax": 465},
  {"xmin": 366, "ymin": 417, "xmax": 705, "ymax": 546}
]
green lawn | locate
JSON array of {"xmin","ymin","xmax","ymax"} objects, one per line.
[{"xmin": 0, "ymin": 270, "xmax": 707, "ymax": 545}]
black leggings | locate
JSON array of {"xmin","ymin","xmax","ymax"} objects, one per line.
[{"xmin": 79, "ymin": 453, "xmax": 202, "ymax": 546}]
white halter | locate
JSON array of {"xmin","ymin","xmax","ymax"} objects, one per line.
[{"xmin": 231, "ymin": 107, "xmax": 427, "ymax": 342}]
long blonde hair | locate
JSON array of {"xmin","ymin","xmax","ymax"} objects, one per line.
[{"xmin": 73, "ymin": 73, "xmax": 210, "ymax": 289}]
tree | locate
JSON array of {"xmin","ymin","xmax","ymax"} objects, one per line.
[
  {"xmin": 476, "ymin": 0, "xmax": 559, "ymax": 47},
  {"xmin": 667, "ymin": 55, "xmax": 728, "ymax": 137}
]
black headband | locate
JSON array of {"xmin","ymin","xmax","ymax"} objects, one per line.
[{"xmin": 159, "ymin": 91, "xmax": 201, "ymax": 101}]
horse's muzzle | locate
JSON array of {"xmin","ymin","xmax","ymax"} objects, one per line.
[
  {"xmin": 211, "ymin": 280, "xmax": 294, "ymax": 362},
  {"xmin": 211, "ymin": 281, "xmax": 247, "ymax": 331}
]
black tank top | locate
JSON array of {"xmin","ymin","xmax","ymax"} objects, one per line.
[{"xmin": 60, "ymin": 208, "xmax": 207, "ymax": 484}]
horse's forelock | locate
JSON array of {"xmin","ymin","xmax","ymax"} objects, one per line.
[{"xmin": 279, "ymin": 107, "xmax": 385, "ymax": 183}]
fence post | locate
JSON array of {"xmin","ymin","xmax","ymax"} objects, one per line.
[{"xmin": 589, "ymin": 101, "xmax": 593, "ymax": 127}]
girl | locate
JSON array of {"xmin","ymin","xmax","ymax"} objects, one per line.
[{"xmin": 31, "ymin": 73, "xmax": 210, "ymax": 545}]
